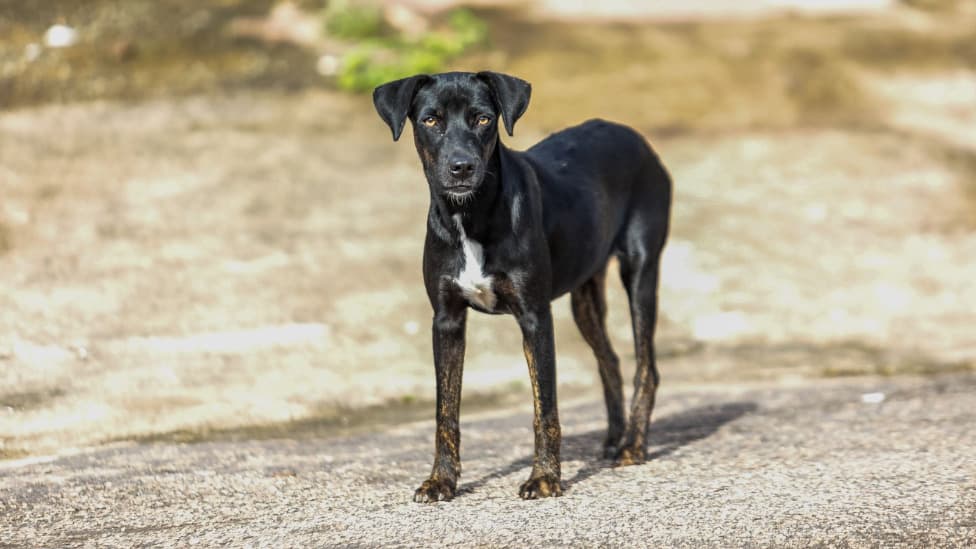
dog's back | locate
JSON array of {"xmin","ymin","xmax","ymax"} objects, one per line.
[{"xmin": 520, "ymin": 119, "xmax": 671, "ymax": 297}]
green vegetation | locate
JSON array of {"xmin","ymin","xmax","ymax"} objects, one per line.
[
  {"xmin": 330, "ymin": 6, "xmax": 488, "ymax": 92},
  {"xmin": 325, "ymin": 1, "xmax": 385, "ymax": 40}
]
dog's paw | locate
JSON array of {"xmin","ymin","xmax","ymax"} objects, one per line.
[
  {"xmin": 613, "ymin": 445, "xmax": 646, "ymax": 467},
  {"xmin": 518, "ymin": 474, "xmax": 562, "ymax": 500},
  {"xmin": 602, "ymin": 427, "xmax": 624, "ymax": 459},
  {"xmin": 413, "ymin": 478, "xmax": 456, "ymax": 503},
  {"xmin": 602, "ymin": 437, "xmax": 623, "ymax": 459}
]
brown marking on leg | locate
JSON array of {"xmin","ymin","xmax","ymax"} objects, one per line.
[
  {"xmin": 570, "ymin": 267, "xmax": 625, "ymax": 458},
  {"xmin": 615, "ymin": 257, "xmax": 661, "ymax": 467},
  {"xmin": 415, "ymin": 306, "xmax": 467, "ymax": 503},
  {"xmin": 517, "ymin": 309, "xmax": 562, "ymax": 499}
]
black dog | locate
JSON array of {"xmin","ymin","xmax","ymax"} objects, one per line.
[{"xmin": 373, "ymin": 71, "xmax": 671, "ymax": 502}]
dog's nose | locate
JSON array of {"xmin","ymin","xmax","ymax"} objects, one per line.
[{"xmin": 449, "ymin": 157, "xmax": 476, "ymax": 180}]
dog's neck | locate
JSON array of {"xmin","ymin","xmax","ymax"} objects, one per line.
[{"xmin": 428, "ymin": 141, "xmax": 508, "ymax": 244}]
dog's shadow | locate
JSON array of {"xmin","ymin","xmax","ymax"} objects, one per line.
[{"xmin": 458, "ymin": 401, "xmax": 757, "ymax": 496}]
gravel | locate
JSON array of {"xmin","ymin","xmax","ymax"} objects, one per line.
[{"xmin": 2, "ymin": 373, "xmax": 975, "ymax": 547}]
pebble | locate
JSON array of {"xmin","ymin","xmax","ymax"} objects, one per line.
[
  {"xmin": 860, "ymin": 392, "xmax": 886, "ymax": 404},
  {"xmin": 43, "ymin": 24, "xmax": 78, "ymax": 48}
]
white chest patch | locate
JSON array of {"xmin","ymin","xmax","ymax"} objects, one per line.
[{"xmin": 453, "ymin": 215, "xmax": 496, "ymax": 310}]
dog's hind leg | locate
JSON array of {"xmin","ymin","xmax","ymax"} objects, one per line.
[
  {"xmin": 570, "ymin": 266, "xmax": 625, "ymax": 458},
  {"xmin": 615, "ymin": 158, "xmax": 671, "ymax": 466}
]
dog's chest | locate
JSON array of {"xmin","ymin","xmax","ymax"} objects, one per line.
[{"xmin": 453, "ymin": 215, "xmax": 497, "ymax": 310}]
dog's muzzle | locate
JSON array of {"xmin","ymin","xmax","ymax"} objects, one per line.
[{"xmin": 448, "ymin": 155, "xmax": 477, "ymax": 181}]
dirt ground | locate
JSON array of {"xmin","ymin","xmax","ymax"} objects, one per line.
[{"xmin": 1, "ymin": 1, "xmax": 975, "ymax": 458}]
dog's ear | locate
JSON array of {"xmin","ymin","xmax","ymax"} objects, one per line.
[
  {"xmin": 477, "ymin": 71, "xmax": 531, "ymax": 137},
  {"xmin": 373, "ymin": 75, "xmax": 429, "ymax": 141}
]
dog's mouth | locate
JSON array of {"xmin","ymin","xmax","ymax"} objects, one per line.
[
  {"xmin": 446, "ymin": 184, "xmax": 475, "ymax": 193},
  {"xmin": 443, "ymin": 183, "xmax": 477, "ymax": 199}
]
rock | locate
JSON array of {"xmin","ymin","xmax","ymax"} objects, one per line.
[
  {"xmin": 43, "ymin": 24, "xmax": 78, "ymax": 48},
  {"xmin": 860, "ymin": 392, "xmax": 886, "ymax": 404}
]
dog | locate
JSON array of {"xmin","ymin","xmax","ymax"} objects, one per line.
[{"xmin": 373, "ymin": 71, "xmax": 671, "ymax": 502}]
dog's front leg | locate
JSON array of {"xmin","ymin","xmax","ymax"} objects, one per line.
[
  {"xmin": 414, "ymin": 305, "xmax": 467, "ymax": 503},
  {"xmin": 516, "ymin": 306, "xmax": 563, "ymax": 499}
]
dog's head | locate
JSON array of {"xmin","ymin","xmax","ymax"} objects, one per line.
[{"xmin": 373, "ymin": 72, "xmax": 531, "ymax": 200}]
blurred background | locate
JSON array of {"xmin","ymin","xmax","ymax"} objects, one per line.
[{"xmin": 1, "ymin": 0, "xmax": 974, "ymax": 459}]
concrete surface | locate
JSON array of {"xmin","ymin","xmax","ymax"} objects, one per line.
[{"xmin": 2, "ymin": 373, "xmax": 974, "ymax": 547}]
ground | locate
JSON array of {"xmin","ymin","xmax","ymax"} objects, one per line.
[
  {"xmin": 0, "ymin": 3, "xmax": 975, "ymax": 543},
  {"xmin": 2, "ymin": 86, "xmax": 975, "ymax": 457},
  {"xmin": 2, "ymin": 373, "xmax": 974, "ymax": 547}
]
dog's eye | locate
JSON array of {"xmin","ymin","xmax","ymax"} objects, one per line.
[
  {"xmin": 477, "ymin": 115, "xmax": 492, "ymax": 126},
  {"xmin": 422, "ymin": 116, "xmax": 439, "ymax": 128}
]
